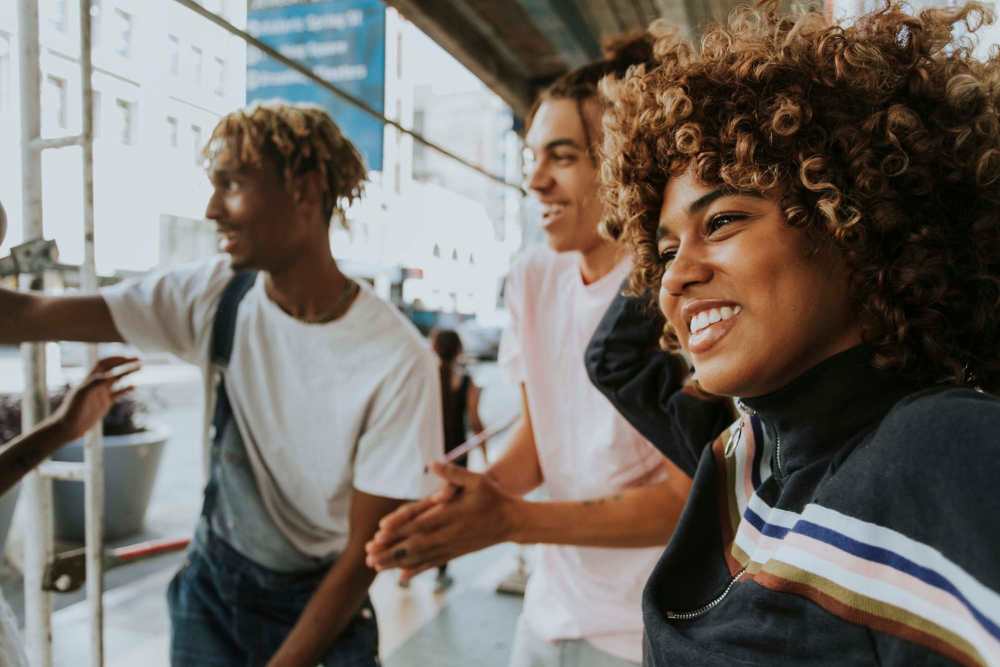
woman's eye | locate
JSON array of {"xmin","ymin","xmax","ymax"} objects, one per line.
[
  {"xmin": 707, "ymin": 213, "xmax": 745, "ymax": 234},
  {"xmin": 658, "ymin": 247, "xmax": 677, "ymax": 264}
]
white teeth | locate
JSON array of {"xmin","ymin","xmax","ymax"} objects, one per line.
[{"xmin": 688, "ymin": 304, "xmax": 741, "ymax": 334}]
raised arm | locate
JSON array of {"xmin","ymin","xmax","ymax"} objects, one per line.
[
  {"xmin": 0, "ymin": 287, "xmax": 123, "ymax": 344},
  {"xmin": 585, "ymin": 285, "xmax": 733, "ymax": 476},
  {"xmin": 0, "ymin": 357, "xmax": 139, "ymax": 495}
]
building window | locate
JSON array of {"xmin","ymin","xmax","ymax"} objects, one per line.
[
  {"xmin": 113, "ymin": 9, "xmax": 132, "ymax": 58},
  {"xmin": 166, "ymin": 115, "xmax": 179, "ymax": 148},
  {"xmin": 49, "ymin": 0, "xmax": 68, "ymax": 33},
  {"xmin": 0, "ymin": 34, "xmax": 10, "ymax": 113},
  {"xmin": 44, "ymin": 75, "xmax": 68, "ymax": 131},
  {"xmin": 213, "ymin": 57, "xmax": 226, "ymax": 96},
  {"xmin": 191, "ymin": 124, "xmax": 203, "ymax": 165},
  {"xmin": 191, "ymin": 46, "xmax": 203, "ymax": 84},
  {"xmin": 168, "ymin": 35, "xmax": 180, "ymax": 76},
  {"xmin": 116, "ymin": 98, "xmax": 135, "ymax": 145}
]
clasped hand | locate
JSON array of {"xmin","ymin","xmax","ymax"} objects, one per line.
[{"xmin": 364, "ymin": 462, "xmax": 518, "ymax": 583}]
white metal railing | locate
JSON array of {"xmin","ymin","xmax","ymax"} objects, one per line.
[
  {"xmin": 13, "ymin": 1, "xmax": 526, "ymax": 664},
  {"xmin": 17, "ymin": 1, "xmax": 103, "ymax": 665}
]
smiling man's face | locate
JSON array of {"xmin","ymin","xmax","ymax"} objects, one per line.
[
  {"xmin": 523, "ymin": 98, "xmax": 605, "ymax": 255},
  {"xmin": 656, "ymin": 167, "xmax": 863, "ymax": 397},
  {"xmin": 203, "ymin": 142, "xmax": 317, "ymax": 273}
]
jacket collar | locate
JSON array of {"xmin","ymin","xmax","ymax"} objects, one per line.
[{"xmin": 739, "ymin": 345, "xmax": 921, "ymax": 476}]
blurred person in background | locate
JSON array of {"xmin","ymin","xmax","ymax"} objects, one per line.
[{"xmin": 421, "ymin": 328, "xmax": 485, "ymax": 593}]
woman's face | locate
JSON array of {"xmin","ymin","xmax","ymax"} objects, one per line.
[{"xmin": 656, "ymin": 168, "xmax": 863, "ymax": 397}]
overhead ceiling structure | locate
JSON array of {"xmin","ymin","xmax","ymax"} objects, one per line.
[{"xmin": 384, "ymin": 0, "xmax": 791, "ymax": 121}]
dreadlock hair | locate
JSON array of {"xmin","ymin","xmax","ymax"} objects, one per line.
[{"xmin": 204, "ymin": 102, "xmax": 367, "ymax": 227}]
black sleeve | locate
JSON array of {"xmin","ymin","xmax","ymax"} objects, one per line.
[
  {"xmin": 830, "ymin": 389, "xmax": 1000, "ymax": 666},
  {"xmin": 584, "ymin": 283, "xmax": 733, "ymax": 477}
]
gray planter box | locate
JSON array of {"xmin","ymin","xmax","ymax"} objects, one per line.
[{"xmin": 51, "ymin": 424, "xmax": 168, "ymax": 542}]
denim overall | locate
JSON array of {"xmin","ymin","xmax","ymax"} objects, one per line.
[{"xmin": 167, "ymin": 272, "xmax": 379, "ymax": 666}]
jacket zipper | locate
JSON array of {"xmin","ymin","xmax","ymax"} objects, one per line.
[
  {"xmin": 664, "ymin": 567, "xmax": 748, "ymax": 621},
  {"xmin": 735, "ymin": 400, "xmax": 784, "ymax": 480}
]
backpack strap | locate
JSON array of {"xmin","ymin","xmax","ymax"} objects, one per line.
[{"xmin": 211, "ymin": 271, "xmax": 257, "ymax": 368}]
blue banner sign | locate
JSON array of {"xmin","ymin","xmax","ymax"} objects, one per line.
[{"xmin": 247, "ymin": 0, "xmax": 386, "ymax": 171}]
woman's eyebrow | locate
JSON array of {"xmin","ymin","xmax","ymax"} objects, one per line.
[
  {"xmin": 687, "ymin": 188, "xmax": 732, "ymax": 215},
  {"xmin": 688, "ymin": 187, "xmax": 766, "ymax": 214},
  {"xmin": 655, "ymin": 223, "xmax": 674, "ymax": 243},
  {"xmin": 543, "ymin": 138, "xmax": 584, "ymax": 152}
]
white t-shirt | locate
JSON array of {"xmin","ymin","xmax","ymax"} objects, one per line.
[
  {"xmin": 102, "ymin": 256, "xmax": 443, "ymax": 557},
  {"xmin": 498, "ymin": 246, "xmax": 667, "ymax": 663}
]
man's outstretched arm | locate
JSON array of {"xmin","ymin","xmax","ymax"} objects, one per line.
[
  {"xmin": 0, "ymin": 287, "xmax": 123, "ymax": 343},
  {"xmin": 267, "ymin": 489, "xmax": 403, "ymax": 667}
]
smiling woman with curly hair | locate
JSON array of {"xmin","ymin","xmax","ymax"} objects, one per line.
[{"xmin": 587, "ymin": 1, "xmax": 1000, "ymax": 665}]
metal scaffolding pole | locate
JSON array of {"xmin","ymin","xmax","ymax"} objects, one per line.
[
  {"xmin": 17, "ymin": 0, "xmax": 54, "ymax": 663},
  {"xmin": 17, "ymin": 0, "xmax": 104, "ymax": 663},
  {"xmin": 78, "ymin": 1, "xmax": 106, "ymax": 663}
]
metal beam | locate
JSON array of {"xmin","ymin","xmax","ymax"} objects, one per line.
[
  {"xmin": 177, "ymin": 0, "xmax": 523, "ymax": 191},
  {"xmin": 517, "ymin": 0, "xmax": 602, "ymax": 69},
  {"xmin": 383, "ymin": 0, "xmax": 539, "ymax": 120}
]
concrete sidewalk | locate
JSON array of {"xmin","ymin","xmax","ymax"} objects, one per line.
[
  {"xmin": 47, "ymin": 543, "xmax": 524, "ymax": 666},
  {"xmin": 1, "ymin": 354, "xmax": 524, "ymax": 664}
]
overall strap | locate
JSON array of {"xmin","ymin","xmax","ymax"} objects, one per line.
[
  {"xmin": 203, "ymin": 270, "xmax": 257, "ymax": 523},
  {"xmin": 211, "ymin": 270, "xmax": 258, "ymax": 368}
]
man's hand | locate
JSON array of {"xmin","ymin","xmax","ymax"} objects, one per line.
[
  {"xmin": 51, "ymin": 356, "xmax": 140, "ymax": 441},
  {"xmin": 364, "ymin": 462, "xmax": 520, "ymax": 581}
]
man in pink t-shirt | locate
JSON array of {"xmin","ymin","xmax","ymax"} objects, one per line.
[{"xmin": 367, "ymin": 37, "xmax": 693, "ymax": 667}]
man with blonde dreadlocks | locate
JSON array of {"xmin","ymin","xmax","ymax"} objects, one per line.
[{"xmin": 0, "ymin": 102, "xmax": 444, "ymax": 666}]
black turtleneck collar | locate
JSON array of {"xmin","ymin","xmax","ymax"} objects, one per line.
[{"xmin": 740, "ymin": 345, "xmax": 922, "ymax": 476}]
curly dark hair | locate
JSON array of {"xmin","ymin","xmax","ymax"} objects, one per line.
[
  {"xmin": 205, "ymin": 102, "xmax": 366, "ymax": 227},
  {"xmin": 601, "ymin": 1, "xmax": 1000, "ymax": 392}
]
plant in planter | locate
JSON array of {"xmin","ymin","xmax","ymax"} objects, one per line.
[{"xmin": 0, "ymin": 389, "xmax": 169, "ymax": 542}]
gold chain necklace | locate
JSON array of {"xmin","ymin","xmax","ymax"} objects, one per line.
[{"xmin": 305, "ymin": 277, "xmax": 358, "ymax": 324}]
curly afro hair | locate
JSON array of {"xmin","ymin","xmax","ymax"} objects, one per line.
[
  {"xmin": 601, "ymin": 1, "xmax": 1000, "ymax": 392},
  {"xmin": 205, "ymin": 102, "xmax": 366, "ymax": 227}
]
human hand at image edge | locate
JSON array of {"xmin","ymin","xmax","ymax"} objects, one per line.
[{"xmin": 51, "ymin": 356, "xmax": 141, "ymax": 441}]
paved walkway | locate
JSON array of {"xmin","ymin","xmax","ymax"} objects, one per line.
[
  {"xmin": 48, "ymin": 543, "xmax": 525, "ymax": 666},
  {"xmin": 1, "ymin": 353, "xmax": 525, "ymax": 665}
]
